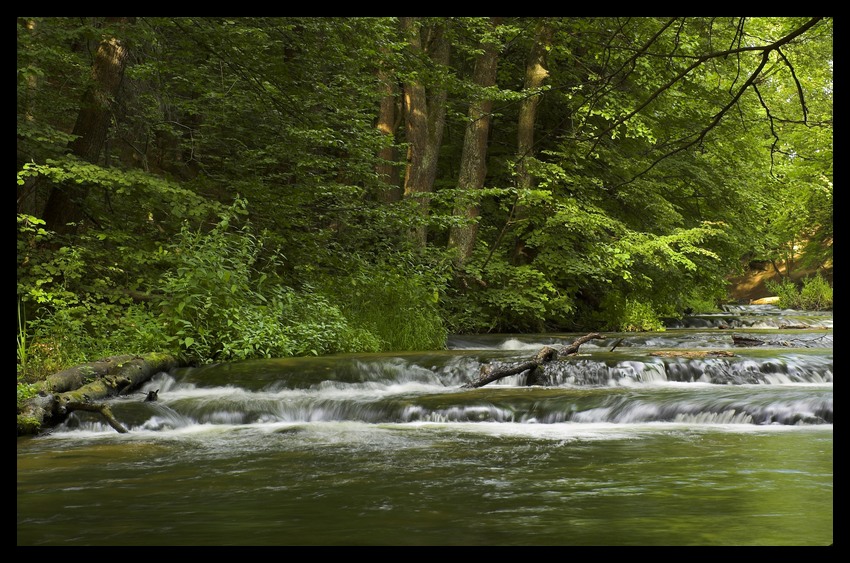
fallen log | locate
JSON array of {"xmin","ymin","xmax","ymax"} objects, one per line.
[
  {"xmin": 462, "ymin": 333, "xmax": 604, "ymax": 389},
  {"xmin": 36, "ymin": 355, "xmax": 138, "ymax": 394},
  {"xmin": 17, "ymin": 352, "xmax": 185, "ymax": 436}
]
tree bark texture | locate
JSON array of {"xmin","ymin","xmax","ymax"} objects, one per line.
[
  {"xmin": 17, "ymin": 352, "xmax": 183, "ymax": 436},
  {"xmin": 376, "ymin": 65, "xmax": 402, "ymax": 203},
  {"xmin": 516, "ymin": 21, "xmax": 552, "ymax": 191},
  {"xmin": 462, "ymin": 332, "xmax": 604, "ymax": 389},
  {"xmin": 448, "ymin": 17, "xmax": 501, "ymax": 268},
  {"xmin": 401, "ymin": 17, "xmax": 450, "ymax": 248},
  {"xmin": 512, "ymin": 20, "xmax": 553, "ymax": 265},
  {"xmin": 41, "ymin": 17, "xmax": 133, "ymax": 235}
]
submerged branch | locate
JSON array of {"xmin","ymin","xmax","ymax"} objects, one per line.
[
  {"xmin": 63, "ymin": 401, "xmax": 129, "ymax": 433},
  {"xmin": 462, "ymin": 332, "xmax": 604, "ymax": 389}
]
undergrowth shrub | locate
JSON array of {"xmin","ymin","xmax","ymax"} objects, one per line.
[
  {"xmin": 319, "ymin": 255, "xmax": 449, "ymax": 351},
  {"xmin": 157, "ymin": 201, "xmax": 385, "ymax": 362},
  {"xmin": 593, "ymin": 291, "xmax": 666, "ymax": 332},
  {"xmin": 765, "ymin": 272, "xmax": 833, "ymax": 310},
  {"xmin": 620, "ymin": 299, "xmax": 665, "ymax": 332},
  {"xmin": 445, "ymin": 256, "xmax": 562, "ymax": 333}
]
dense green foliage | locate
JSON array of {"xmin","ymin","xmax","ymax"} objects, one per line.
[
  {"xmin": 765, "ymin": 273, "xmax": 833, "ymax": 311},
  {"xmin": 17, "ymin": 17, "xmax": 832, "ymax": 387}
]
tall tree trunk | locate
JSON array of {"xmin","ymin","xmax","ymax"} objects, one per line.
[
  {"xmin": 400, "ymin": 17, "xmax": 450, "ymax": 249},
  {"xmin": 41, "ymin": 17, "xmax": 133, "ymax": 235},
  {"xmin": 512, "ymin": 20, "xmax": 552, "ymax": 265},
  {"xmin": 376, "ymin": 65, "xmax": 402, "ymax": 203},
  {"xmin": 447, "ymin": 18, "xmax": 501, "ymax": 268},
  {"xmin": 21, "ymin": 18, "xmax": 38, "ymax": 124},
  {"xmin": 17, "ymin": 18, "xmax": 41, "ymax": 216}
]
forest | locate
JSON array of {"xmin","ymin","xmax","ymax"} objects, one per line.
[{"xmin": 17, "ymin": 17, "xmax": 832, "ymax": 396}]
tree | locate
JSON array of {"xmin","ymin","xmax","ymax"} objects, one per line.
[
  {"xmin": 41, "ymin": 17, "xmax": 135, "ymax": 235},
  {"xmin": 447, "ymin": 17, "xmax": 502, "ymax": 268},
  {"xmin": 375, "ymin": 52, "xmax": 403, "ymax": 203},
  {"xmin": 511, "ymin": 19, "xmax": 553, "ymax": 266},
  {"xmin": 446, "ymin": 17, "xmax": 831, "ymax": 331},
  {"xmin": 400, "ymin": 17, "xmax": 450, "ymax": 249}
]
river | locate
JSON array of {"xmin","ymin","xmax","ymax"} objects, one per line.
[{"xmin": 16, "ymin": 304, "xmax": 833, "ymax": 546}]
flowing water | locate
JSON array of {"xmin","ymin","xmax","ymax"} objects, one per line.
[{"xmin": 17, "ymin": 305, "xmax": 833, "ymax": 546}]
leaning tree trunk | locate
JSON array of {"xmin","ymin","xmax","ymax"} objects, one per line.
[
  {"xmin": 41, "ymin": 17, "xmax": 133, "ymax": 235},
  {"xmin": 17, "ymin": 352, "xmax": 184, "ymax": 436}
]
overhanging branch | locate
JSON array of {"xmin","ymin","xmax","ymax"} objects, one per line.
[{"xmin": 586, "ymin": 17, "xmax": 824, "ymax": 169}]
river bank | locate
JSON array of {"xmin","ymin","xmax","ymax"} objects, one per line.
[{"xmin": 726, "ymin": 262, "xmax": 833, "ymax": 303}]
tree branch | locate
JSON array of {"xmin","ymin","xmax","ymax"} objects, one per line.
[
  {"xmin": 64, "ymin": 401, "xmax": 129, "ymax": 433},
  {"xmin": 606, "ymin": 17, "xmax": 824, "ymax": 190},
  {"xmin": 461, "ymin": 332, "xmax": 605, "ymax": 389},
  {"xmin": 586, "ymin": 17, "xmax": 824, "ymax": 163}
]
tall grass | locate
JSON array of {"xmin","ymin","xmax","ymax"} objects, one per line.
[
  {"xmin": 323, "ymin": 260, "xmax": 448, "ymax": 352},
  {"xmin": 17, "ymin": 299, "xmax": 27, "ymax": 375}
]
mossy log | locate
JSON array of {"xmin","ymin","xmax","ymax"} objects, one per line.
[
  {"xmin": 462, "ymin": 333, "xmax": 604, "ymax": 389},
  {"xmin": 35, "ymin": 355, "xmax": 138, "ymax": 394},
  {"xmin": 17, "ymin": 352, "xmax": 184, "ymax": 436}
]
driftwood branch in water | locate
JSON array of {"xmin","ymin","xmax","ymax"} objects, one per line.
[
  {"xmin": 63, "ymin": 401, "xmax": 129, "ymax": 434},
  {"xmin": 609, "ymin": 337, "xmax": 624, "ymax": 352},
  {"xmin": 462, "ymin": 332, "xmax": 605, "ymax": 389}
]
